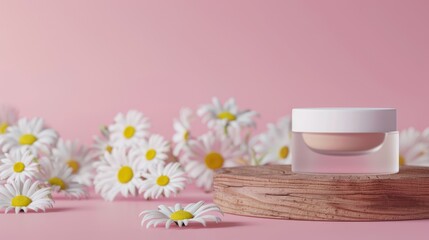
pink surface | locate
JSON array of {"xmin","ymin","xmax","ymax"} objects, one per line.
[
  {"xmin": 1, "ymin": 1, "xmax": 429, "ymax": 239},
  {"xmin": 0, "ymin": 186, "xmax": 427, "ymax": 240}
]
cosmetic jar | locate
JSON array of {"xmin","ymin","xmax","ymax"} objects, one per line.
[{"xmin": 291, "ymin": 108, "xmax": 399, "ymax": 174}]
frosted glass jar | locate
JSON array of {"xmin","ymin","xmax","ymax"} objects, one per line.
[{"xmin": 291, "ymin": 108, "xmax": 399, "ymax": 174}]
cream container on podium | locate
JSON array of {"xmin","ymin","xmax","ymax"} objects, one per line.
[{"xmin": 291, "ymin": 108, "xmax": 399, "ymax": 174}]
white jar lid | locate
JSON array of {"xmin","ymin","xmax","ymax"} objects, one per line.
[{"xmin": 292, "ymin": 108, "xmax": 396, "ymax": 133}]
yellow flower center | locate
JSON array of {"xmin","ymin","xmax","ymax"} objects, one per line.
[
  {"xmin": 67, "ymin": 160, "xmax": 80, "ymax": 174},
  {"xmin": 156, "ymin": 175, "xmax": 170, "ymax": 186},
  {"xmin": 0, "ymin": 122, "xmax": 8, "ymax": 134},
  {"xmin": 19, "ymin": 134, "xmax": 38, "ymax": 145},
  {"xmin": 205, "ymin": 152, "xmax": 224, "ymax": 170},
  {"xmin": 146, "ymin": 149, "xmax": 157, "ymax": 160},
  {"xmin": 123, "ymin": 126, "xmax": 136, "ymax": 139},
  {"xmin": 11, "ymin": 195, "xmax": 32, "ymax": 207},
  {"xmin": 49, "ymin": 177, "xmax": 68, "ymax": 190},
  {"xmin": 13, "ymin": 162, "xmax": 25, "ymax": 173},
  {"xmin": 183, "ymin": 131, "xmax": 190, "ymax": 141},
  {"xmin": 399, "ymin": 155, "xmax": 405, "ymax": 166},
  {"xmin": 170, "ymin": 210, "xmax": 194, "ymax": 221},
  {"xmin": 217, "ymin": 111, "xmax": 236, "ymax": 121},
  {"xmin": 279, "ymin": 146, "xmax": 289, "ymax": 159},
  {"xmin": 105, "ymin": 145, "xmax": 113, "ymax": 153},
  {"xmin": 117, "ymin": 166, "xmax": 133, "ymax": 184}
]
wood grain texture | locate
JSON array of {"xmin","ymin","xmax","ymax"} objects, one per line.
[{"xmin": 213, "ymin": 165, "xmax": 429, "ymax": 221}]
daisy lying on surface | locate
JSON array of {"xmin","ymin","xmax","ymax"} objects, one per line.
[
  {"xmin": 0, "ymin": 179, "xmax": 54, "ymax": 214},
  {"xmin": 140, "ymin": 201, "xmax": 223, "ymax": 229}
]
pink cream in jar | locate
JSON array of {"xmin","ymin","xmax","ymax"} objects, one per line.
[{"xmin": 291, "ymin": 108, "xmax": 398, "ymax": 174}]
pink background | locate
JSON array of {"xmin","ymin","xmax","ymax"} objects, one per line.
[
  {"xmin": 0, "ymin": 1, "xmax": 428, "ymax": 239},
  {"xmin": 1, "ymin": 0, "xmax": 429, "ymax": 143}
]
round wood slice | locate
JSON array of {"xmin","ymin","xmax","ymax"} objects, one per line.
[{"xmin": 213, "ymin": 165, "xmax": 429, "ymax": 221}]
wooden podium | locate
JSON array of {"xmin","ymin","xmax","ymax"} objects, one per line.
[{"xmin": 213, "ymin": 165, "xmax": 429, "ymax": 221}]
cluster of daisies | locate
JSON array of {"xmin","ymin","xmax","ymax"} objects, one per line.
[
  {"xmin": 91, "ymin": 97, "xmax": 291, "ymax": 202},
  {"xmin": 0, "ymin": 106, "xmax": 89, "ymax": 213},
  {"xmin": 92, "ymin": 110, "xmax": 186, "ymax": 201},
  {"xmin": 172, "ymin": 98, "xmax": 292, "ymax": 191}
]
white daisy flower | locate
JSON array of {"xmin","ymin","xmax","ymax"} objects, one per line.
[
  {"xmin": 254, "ymin": 116, "xmax": 292, "ymax": 165},
  {"xmin": 40, "ymin": 158, "xmax": 87, "ymax": 199},
  {"xmin": 0, "ymin": 179, "xmax": 53, "ymax": 214},
  {"xmin": 91, "ymin": 132, "xmax": 114, "ymax": 161},
  {"xmin": 140, "ymin": 162, "xmax": 187, "ymax": 199},
  {"xmin": 197, "ymin": 97, "xmax": 258, "ymax": 135},
  {"xmin": 108, "ymin": 110, "xmax": 150, "ymax": 147},
  {"xmin": 94, "ymin": 147, "xmax": 143, "ymax": 201},
  {"xmin": 399, "ymin": 128, "xmax": 429, "ymax": 166},
  {"xmin": 52, "ymin": 139, "xmax": 94, "ymax": 186},
  {"xmin": 172, "ymin": 108, "xmax": 193, "ymax": 156},
  {"xmin": 184, "ymin": 133, "xmax": 242, "ymax": 191},
  {"xmin": 140, "ymin": 201, "xmax": 222, "ymax": 228},
  {"xmin": 0, "ymin": 149, "xmax": 40, "ymax": 182},
  {"xmin": 0, "ymin": 105, "xmax": 19, "ymax": 135},
  {"xmin": 90, "ymin": 129, "xmax": 116, "ymax": 173},
  {"xmin": 0, "ymin": 117, "xmax": 58, "ymax": 156},
  {"xmin": 130, "ymin": 134, "xmax": 170, "ymax": 171}
]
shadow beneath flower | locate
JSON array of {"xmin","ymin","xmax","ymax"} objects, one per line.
[
  {"xmin": 15, "ymin": 207, "xmax": 82, "ymax": 214},
  {"xmin": 181, "ymin": 221, "xmax": 252, "ymax": 229},
  {"xmin": 45, "ymin": 207, "xmax": 80, "ymax": 213}
]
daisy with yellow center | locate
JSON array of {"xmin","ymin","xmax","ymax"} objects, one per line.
[
  {"xmin": 130, "ymin": 134, "xmax": 170, "ymax": 171},
  {"xmin": 140, "ymin": 162, "xmax": 187, "ymax": 199},
  {"xmin": 0, "ymin": 179, "xmax": 53, "ymax": 214},
  {"xmin": 52, "ymin": 139, "xmax": 94, "ymax": 186},
  {"xmin": 140, "ymin": 201, "xmax": 222, "ymax": 228},
  {"xmin": 184, "ymin": 133, "xmax": 242, "ymax": 191},
  {"xmin": 40, "ymin": 158, "xmax": 87, "ymax": 199},
  {"xmin": 0, "ymin": 117, "xmax": 58, "ymax": 156},
  {"xmin": 91, "ymin": 133, "xmax": 114, "ymax": 161},
  {"xmin": 0, "ymin": 122, "xmax": 8, "ymax": 134},
  {"xmin": 108, "ymin": 110, "xmax": 150, "ymax": 147},
  {"xmin": 0, "ymin": 149, "xmax": 40, "ymax": 182},
  {"xmin": 172, "ymin": 108, "xmax": 193, "ymax": 156},
  {"xmin": 197, "ymin": 97, "xmax": 258, "ymax": 136},
  {"xmin": 90, "ymin": 126, "xmax": 115, "ymax": 171},
  {"xmin": 399, "ymin": 128, "xmax": 429, "ymax": 166},
  {"xmin": 0, "ymin": 105, "xmax": 18, "ymax": 135},
  {"xmin": 93, "ymin": 147, "xmax": 144, "ymax": 201},
  {"xmin": 254, "ymin": 116, "xmax": 292, "ymax": 165}
]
